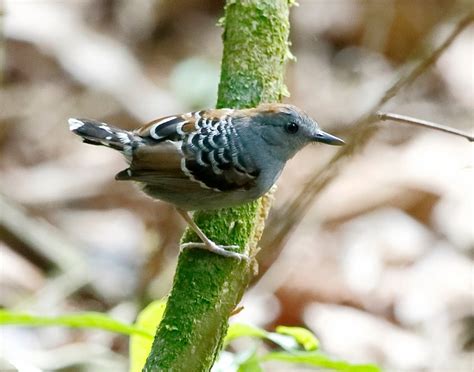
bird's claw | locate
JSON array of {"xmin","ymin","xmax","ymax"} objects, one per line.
[{"xmin": 180, "ymin": 242, "xmax": 249, "ymax": 261}]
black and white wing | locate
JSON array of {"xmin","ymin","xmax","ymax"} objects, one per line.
[{"xmin": 121, "ymin": 109, "xmax": 260, "ymax": 192}]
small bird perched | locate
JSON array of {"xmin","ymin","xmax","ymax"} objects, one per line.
[{"xmin": 69, "ymin": 103, "xmax": 344, "ymax": 260}]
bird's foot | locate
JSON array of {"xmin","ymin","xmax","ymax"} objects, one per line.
[{"xmin": 181, "ymin": 241, "xmax": 249, "ymax": 261}]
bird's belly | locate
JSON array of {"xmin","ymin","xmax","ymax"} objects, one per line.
[{"xmin": 140, "ymin": 182, "xmax": 269, "ymax": 211}]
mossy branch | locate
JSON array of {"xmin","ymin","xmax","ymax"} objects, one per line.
[{"xmin": 143, "ymin": 1, "xmax": 291, "ymax": 371}]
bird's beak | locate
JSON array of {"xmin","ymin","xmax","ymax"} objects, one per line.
[{"xmin": 313, "ymin": 130, "xmax": 345, "ymax": 146}]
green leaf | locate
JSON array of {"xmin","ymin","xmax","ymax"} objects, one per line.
[
  {"xmin": 225, "ymin": 323, "xmax": 315, "ymax": 352},
  {"xmin": 237, "ymin": 350, "xmax": 263, "ymax": 372},
  {"xmin": 223, "ymin": 324, "xmax": 381, "ymax": 372},
  {"xmin": 263, "ymin": 351, "xmax": 381, "ymax": 372},
  {"xmin": 275, "ymin": 325, "xmax": 319, "ymax": 351},
  {"xmin": 224, "ymin": 323, "xmax": 268, "ymax": 346},
  {"xmin": 265, "ymin": 332, "xmax": 299, "ymax": 351},
  {"xmin": 129, "ymin": 300, "xmax": 167, "ymax": 372},
  {"xmin": 0, "ymin": 309, "xmax": 152, "ymax": 338}
]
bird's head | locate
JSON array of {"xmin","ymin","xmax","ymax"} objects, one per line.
[{"xmin": 238, "ymin": 103, "xmax": 344, "ymax": 161}]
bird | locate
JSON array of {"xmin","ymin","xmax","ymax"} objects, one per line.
[{"xmin": 68, "ymin": 103, "xmax": 344, "ymax": 260}]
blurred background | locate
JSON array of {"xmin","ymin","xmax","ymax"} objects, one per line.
[{"xmin": 0, "ymin": 0, "xmax": 473, "ymax": 371}]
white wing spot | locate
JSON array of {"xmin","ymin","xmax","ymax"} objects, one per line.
[
  {"xmin": 198, "ymin": 135, "xmax": 205, "ymax": 148},
  {"xmin": 68, "ymin": 118, "xmax": 84, "ymax": 131},
  {"xmin": 150, "ymin": 126, "xmax": 160, "ymax": 139},
  {"xmin": 187, "ymin": 133, "xmax": 195, "ymax": 147},
  {"xmin": 208, "ymin": 151, "xmax": 223, "ymax": 175},
  {"xmin": 217, "ymin": 148, "xmax": 228, "ymax": 163},
  {"xmin": 116, "ymin": 132, "xmax": 131, "ymax": 144},
  {"xmin": 176, "ymin": 122, "xmax": 185, "ymax": 135},
  {"xmin": 98, "ymin": 125, "xmax": 114, "ymax": 134},
  {"xmin": 156, "ymin": 116, "xmax": 177, "ymax": 125},
  {"xmin": 195, "ymin": 151, "xmax": 207, "ymax": 166},
  {"xmin": 207, "ymin": 133, "xmax": 218, "ymax": 148}
]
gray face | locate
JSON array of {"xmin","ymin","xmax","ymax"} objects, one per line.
[{"xmin": 240, "ymin": 105, "xmax": 344, "ymax": 161}]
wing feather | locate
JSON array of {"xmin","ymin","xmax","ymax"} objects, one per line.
[{"xmin": 125, "ymin": 110, "xmax": 260, "ymax": 192}]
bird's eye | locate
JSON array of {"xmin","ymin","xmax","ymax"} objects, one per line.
[{"xmin": 285, "ymin": 122, "xmax": 299, "ymax": 134}]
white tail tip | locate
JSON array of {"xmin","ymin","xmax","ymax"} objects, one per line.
[{"xmin": 68, "ymin": 118, "xmax": 84, "ymax": 131}]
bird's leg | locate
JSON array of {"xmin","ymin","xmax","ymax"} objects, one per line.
[{"xmin": 176, "ymin": 209, "xmax": 248, "ymax": 261}]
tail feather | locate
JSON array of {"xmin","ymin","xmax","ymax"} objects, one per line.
[{"xmin": 68, "ymin": 118, "xmax": 135, "ymax": 153}]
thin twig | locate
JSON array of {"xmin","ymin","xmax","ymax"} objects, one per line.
[
  {"xmin": 378, "ymin": 12, "xmax": 474, "ymax": 106},
  {"xmin": 260, "ymin": 12, "xmax": 474, "ymax": 257},
  {"xmin": 377, "ymin": 112, "xmax": 474, "ymax": 142}
]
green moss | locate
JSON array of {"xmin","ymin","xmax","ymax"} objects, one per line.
[
  {"xmin": 143, "ymin": 1, "xmax": 291, "ymax": 371},
  {"xmin": 217, "ymin": 0, "xmax": 290, "ymax": 109},
  {"xmin": 183, "ymin": 201, "xmax": 260, "ymax": 249}
]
